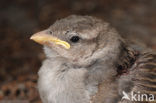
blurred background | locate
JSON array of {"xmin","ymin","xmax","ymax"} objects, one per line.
[{"xmin": 0, "ymin": 0, "xmax": 156, "ymax": 103}]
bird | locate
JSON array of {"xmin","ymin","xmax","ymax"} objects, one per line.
[{"xmin": 30, "ymin": 15, "xmax": 156, "ymax": 103}]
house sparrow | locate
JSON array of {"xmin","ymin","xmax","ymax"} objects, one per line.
[{"xmin": 30, "ymin": 15, "xmax": 156, "ymax": 103}]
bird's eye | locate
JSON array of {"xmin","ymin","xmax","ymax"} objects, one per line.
[
  {"xmin": 70, "ymin": 36, "xmax": 80, "ymax": 43},
  {"xmin": 48, "ymin": 31, "xmax": 53, "ymax": 34}
]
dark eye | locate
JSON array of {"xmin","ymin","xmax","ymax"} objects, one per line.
[
  {"xmin": 70, "ymin": 36, "xmax": 80, "ymax": 43},
  {"xmin": 48, "ymin": 31, "xmax": 52, "ymax": 34}
]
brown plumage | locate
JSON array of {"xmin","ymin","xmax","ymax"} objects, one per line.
[
  {"xmin": 30, "ymin": 15, "xmax": 156, "ymax": 103},
  {"xmin": 91, "ymin": 52, "xmax": 156, "ymax": 103}
]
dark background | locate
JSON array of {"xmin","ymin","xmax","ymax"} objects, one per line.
[{"xmin": 0, "ymin": 0, "xmax": 156, "ymax": 102}]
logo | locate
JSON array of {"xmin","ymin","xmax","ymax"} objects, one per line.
[{"xmin": 122, "ymin": 91, "xmax": 155, "ymax": 102}]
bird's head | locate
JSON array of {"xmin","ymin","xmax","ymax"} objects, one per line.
[{"xmin": 31, "ymin": 15, "xmax": 123, "ymax": 66}]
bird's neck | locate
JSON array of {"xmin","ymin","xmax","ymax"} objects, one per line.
[{"xmin": 84, "ymin": 44, "xmax": 139, "ymax": 86}]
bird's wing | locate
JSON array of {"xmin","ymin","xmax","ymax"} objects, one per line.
[
  {"xmin": 129, "ymin": 53, "xmax": 156, "ymax": 102},
  {"xmin": 91, "ymin": 52, "xmax": 156, "ymax": 103},
  {"xmin": 119, "ymin": 52, "xmax": 156, "ymax": 103}
]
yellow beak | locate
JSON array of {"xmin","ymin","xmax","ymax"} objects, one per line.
[{"xmin": 30, "ymin": 30, "xmax": 70, "ymax": 49}]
